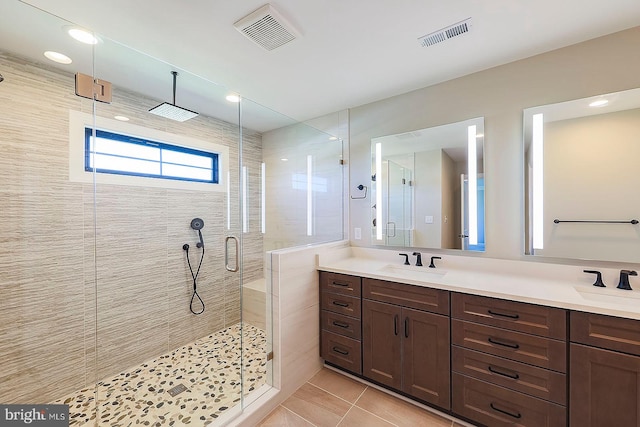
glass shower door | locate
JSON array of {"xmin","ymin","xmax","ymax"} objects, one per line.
[{"xmin": 88, "ymin": 34, "xmax": 251, "ymax": 425}]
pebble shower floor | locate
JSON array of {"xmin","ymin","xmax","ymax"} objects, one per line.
[{"xmin": 54, "ymin": 323, "xmax": 267, "ymax": 426}]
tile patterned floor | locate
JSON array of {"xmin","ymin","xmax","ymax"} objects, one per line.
[
  {"xmin": 258, "ymin": 368, "xmax": 471, "ymax": 427},
  {"xmin": 53, "ymin": 323, "xmax": 267, "ymax": 426}
]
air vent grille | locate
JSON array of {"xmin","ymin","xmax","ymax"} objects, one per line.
[
  {"xmin": 234, "ymin": 4, "xmax": 300, "ymax": 51},
  {"xmin": 418, "ymin": 18, "xmax": 472, "ymax": 48}
]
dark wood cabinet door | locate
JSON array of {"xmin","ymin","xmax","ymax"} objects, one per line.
[
  {"xmin": 402, "ymin": 307, "xmax": 450, "ymax": 409},
  {"xmin": 362, "ymin": 299, "xmax": 402, "ymax": 390},
  {"xmin": 570, "ymin": 343, "xmax": 640, "ymax": 427}
]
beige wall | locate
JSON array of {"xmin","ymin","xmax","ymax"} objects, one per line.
[
  {"xmin": 539, "ymin": 108, "xmax": 640, "ymax": 262},
  {"xmin": 0, "ymin": 52, "xmax": 262, "ymax": 403},
  {"xmin": 349, "ymin": 26, "xmax": 640, "ymax": 261}
]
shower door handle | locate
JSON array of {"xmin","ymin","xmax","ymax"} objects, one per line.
[
  {"xmin": 225, "ymin": 236, "xmax": 239, "ymax": 272},
  {"xmin": 387, "ymin": 222, "xmax": 396, "ymax": 237}
]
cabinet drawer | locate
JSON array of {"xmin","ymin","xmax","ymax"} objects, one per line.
[
  {"xmin": 362, "ymin": 278, "xmax": 449, "ymax": 315},
  {"xmin": 452, "ymin": 319, "xmax": 566, "ymax": 372},
  {"xmin": 321, "ymin": 292, "xmax": 361, "ymax": 318},
  {"xmin": 321, "ymin": 309, "xmax": 361, "ymax": 340},
  {"xmin": 320, "ymin": 271, "xmax": 362, "ymax": 297},
  {"xmin": 452, "ymin": 293, "xmax": 567, "ymax": 339},
  {"xmin": 570, "ymin": 311, "xmax": 640, "ymax": 356},
  {"xmin": 321, "ymin": 330, "xmax": 362, "ymax": 375},
  {"xmin": 452, "ymin": 346, "xmax": 566, "ymax": 405},
  {"xmin": 452, "ymin": 373, "xmax": 566, "ymax": 427}
]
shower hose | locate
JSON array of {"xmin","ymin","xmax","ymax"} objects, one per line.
[{"xmin": 185, "ymin": 245, "xmax": 205, "ymax": 315}]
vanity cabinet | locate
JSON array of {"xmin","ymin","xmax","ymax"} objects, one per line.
[
  {"xmin": 362, "ymin": 278, "xmax": 450, "ymax": 409},
  {"xmin": 451, "ymin": 293, "xmax": 568, "ymax": 426},
  {"xmin": 569, "ymin": 312, "xmax": 640, "ymax": 427},
  {"xmin": 319, "ymin": 271, "xmax": 362, "ymax": 375}
]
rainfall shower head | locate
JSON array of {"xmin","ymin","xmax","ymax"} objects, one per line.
[{"xmin": 149, "ymin": 71, "xmax": 198, "ymax": 122}]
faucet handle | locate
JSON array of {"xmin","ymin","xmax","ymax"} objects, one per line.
[
  {"xmin": 412, "ymin": 252, "xmax": 423, "ymax": 267},
  {"xmin": 429, "ymin": 256, "xmax": 442, "ymax": 268},
  {"xmin": 399, "ymin": 253, "xmax": 410, "ymax": 265},
  {"xmin": 617, "ymin": 270, "xmax": 637, "ymax": 290},
  {"xmin": 583, "ymin": 270, "xmax": 606, "ymax": 287}
]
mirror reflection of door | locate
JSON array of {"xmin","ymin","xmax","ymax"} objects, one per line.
[
  {"xmin": 461, "ymin": 174, "xmax": 485, "ymax": 251},
  {"xmin": 384, "ymin": 159, "xmax": 413, "ymax": 246}
]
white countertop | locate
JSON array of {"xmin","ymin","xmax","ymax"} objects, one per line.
[{"xmin": 317, "ymin": 247, "xmax": 640, "ymax": 321}]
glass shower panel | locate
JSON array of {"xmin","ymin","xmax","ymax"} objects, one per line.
[
  {"xmin": 89, "ymin": 36, "xmax": 247, "ymax": 424},
  {"xmin": 254, "ymin": 113, "xmax": 345, "ymax": 251},
  {"xmin": 0, "ymin": 0, "xmax": 98, "ymax": 414}
]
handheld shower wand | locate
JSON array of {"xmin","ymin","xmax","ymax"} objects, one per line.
[
  {"xmin": 183, "ymin": 218, "xmax": 206, "ymax": 314},
  {"xmin": 191, "ymin": 218, "xmax": 205, "ymax": 248}
]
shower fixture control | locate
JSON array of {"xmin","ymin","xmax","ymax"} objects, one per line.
[{"xmin": 183, "ymin": 218, "xmax": 206, "ymax": 314}]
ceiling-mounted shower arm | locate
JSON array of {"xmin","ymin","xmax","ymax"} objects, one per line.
[{"xmin": 171, "ymin": 71, "xmax": 178, "ymax": 106}]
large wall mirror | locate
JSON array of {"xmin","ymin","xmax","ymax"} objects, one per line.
[
  {"xmin": 371, "ymin": 117, "xmax": 485, "ymax": 251},
  {"xmin": 524, "ymin": 87, "xmax": 640, "ymax": 263}
]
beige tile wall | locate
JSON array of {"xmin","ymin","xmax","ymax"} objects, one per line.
[{"xmin": 0, "ymin": 52, "xmax": 263, "ymax": 403}]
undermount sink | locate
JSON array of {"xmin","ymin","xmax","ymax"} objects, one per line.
[
  {"xmin": 574, "ymin": 285, "xmax": 640, "ymax": 307},
  {"xmin": 378, "ymin": 264, "xmax": 447, "ymax": 282}
]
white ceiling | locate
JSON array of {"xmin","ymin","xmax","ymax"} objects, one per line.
[{"xmin": 9, "ymin": 0, "xmax": 640, "ymax": 126}]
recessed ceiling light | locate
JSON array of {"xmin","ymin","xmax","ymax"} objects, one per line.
[
  {"xmin": 114, "ymin": 115, "xmax": 130, "ymax": 122},
  {"xmin": 226, "ymin": 94, "xmax": 241, "ymax": 103},
  {"xmin": 329, "ymin": 136, "xmax": 338, "ymax": 141},
  {"xmin": 281, "ymin": 158, "xmax": 288, "ymax": 162},
  {"xmin": 476, "ymin": 133, "xmax": 484, "ymax": 138},
  {"xmin": 589, "ymin": 99, "xmax": 609, "ymax": 107},
  {"xmin": 44, "ymin": 51, "xmax": 72, "ymax": 64},
  {"xmin": 67, "ymin": 27, "xmax": 99, "ymax": 45}
]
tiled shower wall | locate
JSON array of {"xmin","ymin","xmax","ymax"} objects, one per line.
[{"xmin": 0, "ymin": 52, "xmax": 263, "ymax": 403}]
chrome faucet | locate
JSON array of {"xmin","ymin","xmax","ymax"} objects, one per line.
[{"xmin": 617, "ymin": 270, "xmax": 638, "ymax": 290}]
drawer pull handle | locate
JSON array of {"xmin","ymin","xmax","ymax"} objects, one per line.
[
  {"xmin": 490, "ymin": 403, "xmax": 522, "ymax": 419},
  {"xmin": 394, "ymin": 314, "xmax": 399, "ymax": 336},
  {"xmin": 332, "ymin": 301, "xmax": 349, "ymax": 308},
  {"xmin": 332, "ymin": 320, "xmax": 350, "ymax": 329},
  {"xmin": 331, "ymin": 281, "xmax": 350, "ymax": 287},
  {"xmin": 488, "ymin": 309, "xmax": 520, "ymax": 319},
  {"xmin": 404, "ymin": 317, "xmax": 409, "ymax": 338},
  {"xmin": 488, "ymin": 337, "xmax": 520, "ymax": 349},
  {"xmin": 488, "ymin": 365, "xmax": 520, "ymax": 380},
  {"xmin": 332, "ymin": 346, "xmax": 349, "ymax": 355}
]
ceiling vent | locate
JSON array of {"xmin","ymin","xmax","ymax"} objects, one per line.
[
  {"xmin": 234, "ymin": 4, "xmax": 300, "ymax": 51},
  {"xmin": 418, "ymin": 18, "xmax": 472, "ymax": 48}
]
